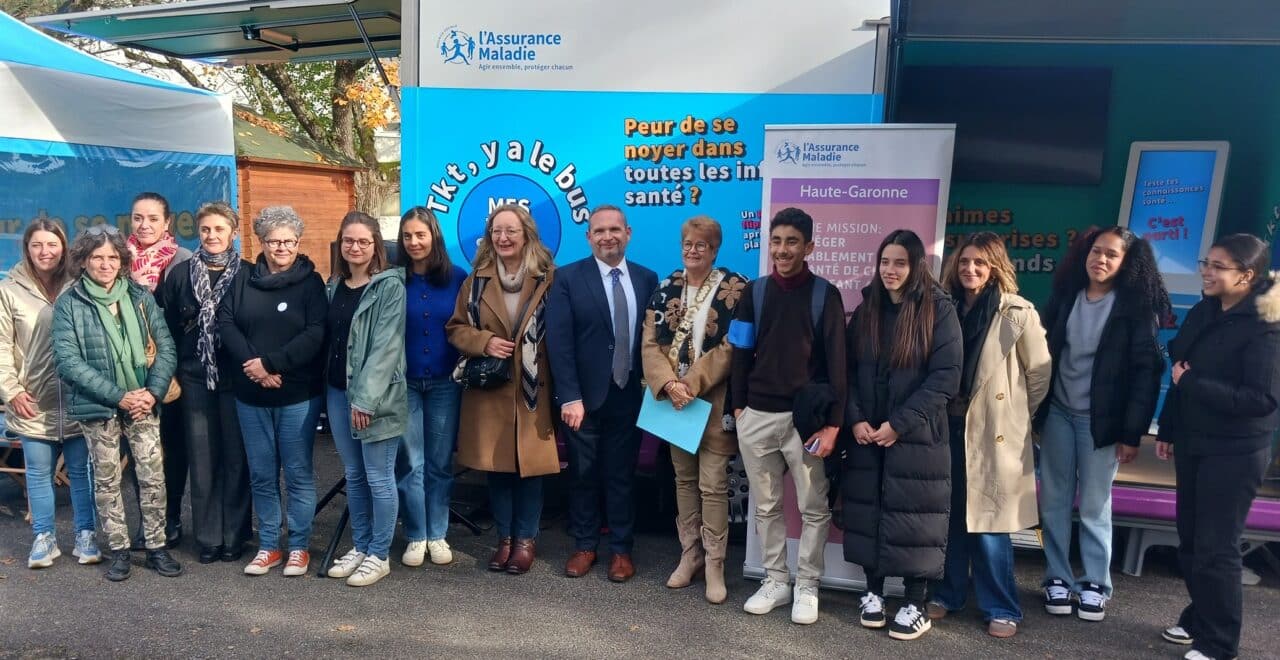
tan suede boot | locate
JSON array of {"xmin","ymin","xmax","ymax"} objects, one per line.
[
  {"xmin": 702, "ymin": 527, "xmax": 728, "ymax": 604},
  {"xmin": 666, "ymin": 515, "xmax": 705, "ymax": 588}
]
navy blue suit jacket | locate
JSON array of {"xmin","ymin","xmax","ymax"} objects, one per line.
[{"xmin": 546, "ymin": 256, "xmax": 659, "ymax": 413}]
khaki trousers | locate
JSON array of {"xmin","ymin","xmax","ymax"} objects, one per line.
[
  {"xmin": 737, "ymin": 407, "xmax": 830, "ymax": 587},
  {"xmin": 671, "ymin": 445, "xmax": 730, "ymax": 537}
]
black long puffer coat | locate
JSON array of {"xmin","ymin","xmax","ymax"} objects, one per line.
[{"xmin": 841, "ymin": 286, "xmax": 962, "ymax": 580}]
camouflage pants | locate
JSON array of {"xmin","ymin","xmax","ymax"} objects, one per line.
[{"xmin": 82, "ymin": 413, "xmax": 167, "ymax": 551}]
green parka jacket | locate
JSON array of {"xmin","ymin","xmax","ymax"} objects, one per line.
[
  {"xmin": 51, "ymin": 277, "xmax": 177, "ymax": 422},
  {"xmin": 326, "ymin": 267, "xmax": 407, "ymax": 442}
]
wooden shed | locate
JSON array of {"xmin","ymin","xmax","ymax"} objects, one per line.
[{"xmin": 234, "ymin": 107, "xmax": 364, "ymax": 278}]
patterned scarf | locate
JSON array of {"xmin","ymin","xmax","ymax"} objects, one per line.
[
  {"xmin": 649, "ymin": 267, "xmax": 748, "ymax": 375},
  {"xmin": 190, "ymin": 247, "xmax": 241, "ymax": 389},
  {"xmin": 128, "ymin": 232, "xmax": 180, "ymax": 292}
]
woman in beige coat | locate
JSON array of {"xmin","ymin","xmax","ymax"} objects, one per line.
[
  {"xmin": 0, "ymin": 220, "xmax": 97, "ymax": 569},
  {"xmin": 641, "ymin": 216, "xmax": 748, "ymax": 604},
  {"xmin": 928, "ymin": 232, "xmax": 1051, "ymax": 638},
  {"xmin": 447, "ymin": 204, "xmax": 557, "ymax": 575}
]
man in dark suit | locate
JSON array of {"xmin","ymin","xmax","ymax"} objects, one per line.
[{"xmin": 546, "ymin": 204, "xmax": 659, "ymax": 583}]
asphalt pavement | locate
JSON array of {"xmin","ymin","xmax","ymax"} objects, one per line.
[{"xmin": 2, "ymin": 439, "xmax": 1277, "ymax": 659}]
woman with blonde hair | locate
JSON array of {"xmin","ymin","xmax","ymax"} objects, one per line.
[
  {"xmin": 447, "ymin": 203, "xmax": 558, "ymax": 575},
  {"xmin": 1, "ymin": 220, "xmax": 99, "ymax": 569},
  {"xmin": 928, "ymin": 231, "xmax": 1051, "ymax": 638},
  {"xmin": 641, "ymin": 215, "xmax": 748, "ymax": 604}
]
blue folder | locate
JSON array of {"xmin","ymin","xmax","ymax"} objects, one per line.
[{"xmin": 636, "ymin": 394, "xmax": 712, "ymax": 454}]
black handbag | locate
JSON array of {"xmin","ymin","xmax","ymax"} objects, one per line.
[{"xmin": 453, "ymin": 275, "xmax": 540, "ymax": 390}]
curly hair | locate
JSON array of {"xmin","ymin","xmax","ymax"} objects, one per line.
[
  {"xmin": 1053, "ymin": 226, "xmax": 1171, "ymax": 318},
  {"xmin": 68, "ymin": 227, "xmax": 132, "ymax": 280}
]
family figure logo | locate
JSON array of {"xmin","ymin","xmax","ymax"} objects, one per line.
[
  {"xmin": 438, "ymin": 26, "xmax": 475, "ymax": 65},
  {"xmin": 776, "ymin": 140, "xmax": 801, "ymax": 164}
]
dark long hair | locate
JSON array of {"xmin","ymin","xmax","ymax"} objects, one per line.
[
  {"xmin": 1053, "ymin": 226, "xmax": 1171, "ymax": 318},
  {"xmin": 855, "ymin": 229, "xmax": 937, "ymax": 369},
  {"xmin": 1212, "ymin": 233, "xmax": 1271, "ymax": 293},
  {"xmin": 396, "ymin": 206, "xmax": 454, "ymax": 286}
]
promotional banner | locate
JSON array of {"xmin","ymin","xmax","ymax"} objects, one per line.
[
  {"xmin": 0, "ymin": 140, "xmax": 234, "ymax": 274},
  {"xmin": 404, "ymin": 0, "xmax": 888, "ymax": 276},
  {"xmin": 744, "ymin": 123, "xmax": 956, "ymax": 592}
]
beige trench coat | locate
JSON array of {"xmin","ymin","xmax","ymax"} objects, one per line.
[
  {"xmin": 446, "ymin": 265, "xmax": 559, "ymax": 477},
  {"xmin": 960, "ymin": 292, "xmax": 1052, "ymax": 533},
  {"xmin": 641, "ymin": 309, "xmax": 736, "ymax": 456}
]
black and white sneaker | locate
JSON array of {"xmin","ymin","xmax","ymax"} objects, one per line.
[
  {"xmin": 859, "ymin": 592, "xmax": 887, "ymax": 629},
  {"xmin": 888, "ymin": 603, "xmax": 932, "ymax": 640},
  {"xmin": 1043, "ymin": 578, "xmax": 1074, "ymax": 615},
  {"xmin": 1162, "ymin": 625, "xmax": 1194, "ymax": 645},
  {"xmin": 1077, "ymin": 583, "xmax": 1109, "ymax": 621}
]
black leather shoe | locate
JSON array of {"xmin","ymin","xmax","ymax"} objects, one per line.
[
  {"xmin": 221, "ymin": 545, "xmax": 245, "ymax": 562},
  {"xmin": 165, "ymin": 524, "xmax": 183, "ymax": 549},
  {"xmin": 146, "ymin": 549, "xmax": 183, "ymax": 577},
  {"xmin": 198, "ymin": 546, "xmax": 223, "ymax": 564},
  {"xmin": 106, "ymin": 550, "xmax": 132, "ymax": 582}
]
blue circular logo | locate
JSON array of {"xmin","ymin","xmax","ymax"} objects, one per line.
[{"xmin": 456, "ymin": 173, "xmax": 562, "ymax": 263}]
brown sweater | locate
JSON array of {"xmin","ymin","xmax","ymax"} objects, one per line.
[{"xmin": 730, "ymin": 274, "xmax": 847, "ymax": 426}]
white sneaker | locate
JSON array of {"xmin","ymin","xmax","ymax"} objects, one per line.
[
  {"xmin": 1184, "ymin": 651, "xmax": 1214, "ymax": 660},
  {"xmin": 743, "ymin": 577, "xmax": 792, "ymax": 615},
  {"xmin": 1163, "ymin": 625, "xmax": 1194, "ymax": 645},
  {"xmin": 402, "ymin": 540, "xmax": 427, "ymax": 567},
  {"xmin": 427, "ymin": 539, "xmax": 453, "ymax": 565},
  {"xmin": 791, "ymin": 584, "xmax": 819, "ymax": 624},
  {"xmin": 346, "ymin": 555, "xmax": 390, "ymax": 587},
  {"xmin": 327, "ymin": 548, "xmax": 367, "ymax": 578}
]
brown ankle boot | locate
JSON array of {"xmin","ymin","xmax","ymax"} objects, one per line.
[
  {"xmin": 666, "ymin": 515, "xmax": 705, "ymax": 588},
  {"xmin": 701, "ymin": 527, "xmax": 728, "ymax": 604}
]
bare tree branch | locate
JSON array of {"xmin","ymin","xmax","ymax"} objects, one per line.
[{"xmin": 120, "ymin": 49, "xmax": 208, "ymax": 89}]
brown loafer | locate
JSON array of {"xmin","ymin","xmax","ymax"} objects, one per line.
[
  {"xmin": 506, "ymin": 539, "xmax": 536, "ymax": 575},
  {"xmin": 487, "ymin": 538, "xmax": 513, "ymax": 572},
  {"xmin": 608, "ymin": 553, "xmax": 635, "ymax": 583},
  {"xmin": 564, "ymin": 550, "xmax": 596, "ymax": 577}
]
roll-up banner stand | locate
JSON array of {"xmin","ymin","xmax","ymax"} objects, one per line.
[{"xmin": 744, "ymin": 123, "xmax": 956, "ymax": 592}]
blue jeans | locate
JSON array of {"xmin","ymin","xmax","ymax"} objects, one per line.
[
  {"xmin": 328, "ymin": 387, "xmax": 399, "ymax": 560},
  {"xmin": 23, "ymin": 436, "xmax": 95, "ymax": 536},
  {"xmin": 237, "ymin": 398, "xmax": 321, "ymax": 552},
  {"xmin": 400, "ymin": 377, "xmax": 460, "ymax": 542},
  {"xmin": 931, "ymin": 418, "xmax": 1022, "ymax": 621},
  {"xmin": 488, "ymin": 472, "xmax": 544, "ymax": 539},
  {"xmin": 1039, "ymin": 403, "xmax": 1119, "ymax": 596}
]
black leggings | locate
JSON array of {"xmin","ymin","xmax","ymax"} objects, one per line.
[{"xmin": 868, "ymin": 574, "xmax": 928, "ymax": 604}]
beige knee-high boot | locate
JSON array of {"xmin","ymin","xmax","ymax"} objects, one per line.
[
  {"xmin": 666, "ymin": 515, "xmax": 705, "ymax": 588},
  {"xmin": 701, "ymin": 526, "xmax": 728, "ymax": 604}
]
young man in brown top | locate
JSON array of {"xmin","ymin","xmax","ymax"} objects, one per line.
[{"xmin": 729, "ymin": 207, "xmax": 846, "ymax": 624}]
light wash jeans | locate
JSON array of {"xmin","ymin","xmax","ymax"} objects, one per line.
[
  {"xmin": 399, "ymin": 377, "xmax": 460, "ymax": 542},
  {"xmin": 328, "ymin": 386, "xmax": 400, "ymax": 561},
  {"xmin": 23, "ymin": 436, "xmax": 95, "ymax": 537},
  {"xmin": 1038, "ymin": 403, "xmax": 1119, "ymax": 596},
  {"xmin": 237, "ymin": 397, "xmax": 322, "ymax": 552}
]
